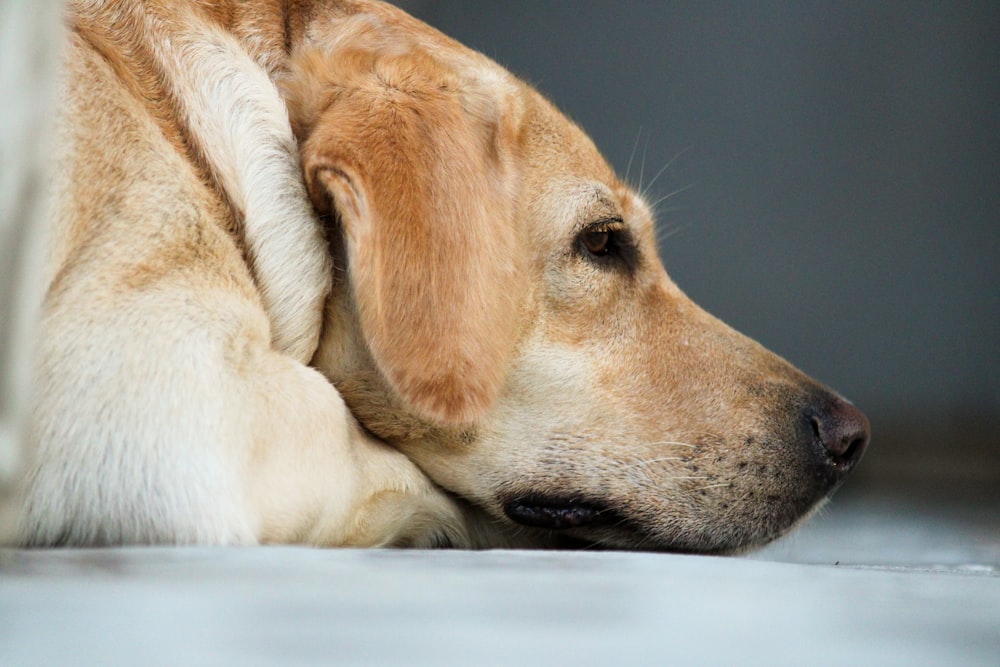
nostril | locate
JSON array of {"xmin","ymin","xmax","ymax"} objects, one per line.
[
  {"xmin": 839, "ymin": 434, "xmax": 867, "ymax": 466},
  {"xmin": 806, "ymin": 398, "xmax": 871, "ymax": 470},
  {"xmin": 809, "ymin": 413, "xmax": 823, "ymax": 443}
]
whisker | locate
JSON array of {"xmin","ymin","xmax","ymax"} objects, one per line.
[
  {"xmin": 652, "ymin": 204, "xmax": 688, "ymax": 216},
  {"xmin": 640, "ymin": 146, "xmax": 692, "ymax": 199},
  {"xmin": 624, "ymin": 127, "xmax": 643, "ymax": 185},
  {"xmin": 622, "ymin": 456, "xmax": 684, "ymax": 469},
  {"xmin": 654, "ymin": 222, "xmax": 691, "ymax": 248},
  {"xmin": 645, "ymin": 440, "xmax": 698, "ymax": 449},
  {"xmin": 637, "ymin": 140, "xmax": 648, "ymax": 193},
  {"xmin": 647, "ymin": 182, "xmax": 698, "ymax": 210}
]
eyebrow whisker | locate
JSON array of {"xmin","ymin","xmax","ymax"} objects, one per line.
[
  {"xmin": 640, "ymin": 146, "xmax": 692, "ymax": 199},
  {"xmin": 624, "ymin": 126, "xmax": 643, "ymax": 185}
]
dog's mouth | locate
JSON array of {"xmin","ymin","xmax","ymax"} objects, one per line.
[
  {"xmin": 498, "ymin": 494, "xmax": 693, "ymax": 552},
  {"xmin": 497, "ymin": 488, "xmax": 825, "ymax": 554},
  {"xmin": 501, "ymin": 494, "xmax": 620, "ymax": 530}
]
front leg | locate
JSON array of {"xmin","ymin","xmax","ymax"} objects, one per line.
[
  {"xmin": 245, "ymin": 352, "xmax": 472, "ymax": 548},
  {"xmin": 17, "ymin": 282, "xmax": 471, "ymax": 548}
]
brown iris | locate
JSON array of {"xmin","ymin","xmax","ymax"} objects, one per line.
[{"xmin": 582, "ymin": 230, "xmax": 611, "ymax": 256}]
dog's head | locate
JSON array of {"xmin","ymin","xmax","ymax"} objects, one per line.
[{"xmin": 282, "ymin": 1, "xmax": 869, "ymax": 552}]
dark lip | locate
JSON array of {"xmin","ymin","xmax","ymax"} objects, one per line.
[
  {"xmin": 501, "ymin": 494, "xmax": 621, "ymax": 530},
  {"xmin": 498, "ymin": 493, "xmax": 725, "ymax": 551},
  {"xmin": 497, "ymin": 496, "xmax": 827, "ymax": 555}
]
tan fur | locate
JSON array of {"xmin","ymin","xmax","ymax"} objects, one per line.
[
  {"xmin": 10, "ymin": 0, "xmax": 868, "ymax": 552},
  {"xmin": 286, "ymin": 39, "xmax": 526, "ymax": 423}
]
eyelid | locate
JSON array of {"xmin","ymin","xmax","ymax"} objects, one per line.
[{"xmin": 582, "ymin": 215, "xmax": 625, "ymax": 232}]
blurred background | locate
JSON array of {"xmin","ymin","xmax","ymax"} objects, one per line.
[
  {"xmin": 0, "ymin": 5, "xmax": 995, "ymax": 663},
  {"xmin": 396, "ymin": 0, "xmax": 1000, "ymax": 486},
  {"xmin": 1, "ymin": 1, "xmax": 996, "ymax": 517}
]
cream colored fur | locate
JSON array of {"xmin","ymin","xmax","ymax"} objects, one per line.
[
  {"xmin": 6, "ymin": 0, "xmax": 868, "ymax": 552},
  {"xmin": 11, "ymin": 0, "xmax": 471, "ymax": 548}
]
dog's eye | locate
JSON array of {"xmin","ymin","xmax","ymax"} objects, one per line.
[
  {"xmin": 582, "ymin": 230, "xmax": 611, "ymax": 256},
  {"xmin": 576, "ymin": 220, "xmax": 639, "ymax": 273}
]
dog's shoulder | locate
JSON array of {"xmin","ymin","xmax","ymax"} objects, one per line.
[{"xmin": 64, "ymin": 0, "xmax": 332, "ymax": 360}]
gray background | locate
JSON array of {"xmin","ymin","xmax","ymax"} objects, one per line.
[{"xmin": 396, "ymin": 0, "xmax": 1000, "ymax": 476}]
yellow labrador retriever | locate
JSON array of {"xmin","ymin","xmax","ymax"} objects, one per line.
[{"xmin": 14, "ymin": 0, "xmax": 869, "ymax": 551}]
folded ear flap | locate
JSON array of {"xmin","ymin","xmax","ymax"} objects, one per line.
[{"xmin": 294, "ymin": 52, "xmax": 525, "ymax": 424}]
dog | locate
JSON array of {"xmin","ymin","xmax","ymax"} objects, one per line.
[{"xmin": 10, "ymin": 0, "xmax": 869, "ymax": 551}]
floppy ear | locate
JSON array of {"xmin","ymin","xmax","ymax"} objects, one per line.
[{"xmin": 286, "ymin": 47, "xmax": 525, "ymax": 424}]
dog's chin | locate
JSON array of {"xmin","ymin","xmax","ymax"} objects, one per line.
[{"xmin": 495, "ymin": 492, "xmax": 831, "ymax": 554}]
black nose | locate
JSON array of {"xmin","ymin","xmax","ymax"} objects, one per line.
[{"xmin": 805, "ymin": 396, "xmax": 870, "ymax": 473}]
